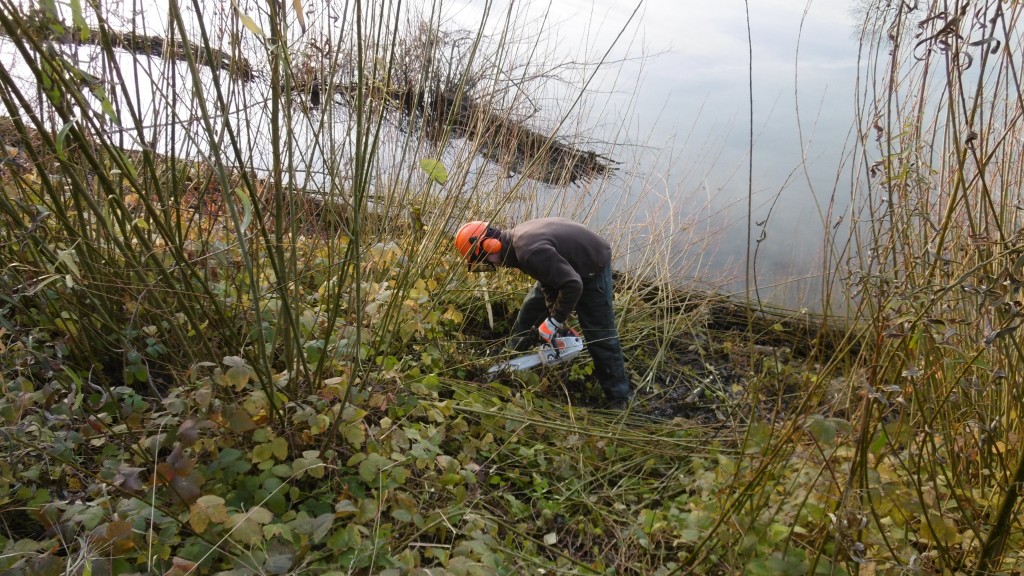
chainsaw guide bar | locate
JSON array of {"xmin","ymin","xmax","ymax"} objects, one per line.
[{"xmin": 486, "ymin": 335, "xmax": 586, "ymax": 376}]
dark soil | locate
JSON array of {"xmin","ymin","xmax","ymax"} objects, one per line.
[{"xmin": 459, "ymin": 281, "xmax": 851, "ymax": 423}]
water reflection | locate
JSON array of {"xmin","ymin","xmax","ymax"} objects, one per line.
[{"xmin": 449, "ymin": 0, "xmax": 862, "ymax": 311}]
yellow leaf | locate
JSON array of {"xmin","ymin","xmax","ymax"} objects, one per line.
[
  {"xmin": 201, "ymin": 495, "xmax": 229, "ymax": 523},
  {"xmin": 419, "ymin": 158, "xmax": 448, "ymax": 185},
  {"xmin": 321, "ymin": 377, "xmax": 348, "ymax": 401},
  {"xmin": 225, "ymin": 507, "xmax": 272, "ymax": 545},
  {"xmin": 342, "ymin": 422, "xmax": 365, "ymax": 448},
  {"xmin": 248, "ymin": 506, "xmax": 273, "ymax": 524},
  {"xmin": 270, "ymin": 436, "xmax": 288, "ymax": 460},
  {"xmin": 54, "ymin": 314, "xmax": 78, "ymax": 337},
  {"xmin": 238, "ymin": 10, "xmax": 265, "ymax": 37},
  {"xmin": 189, "ymin": 495, "xmax": 228, "ymax": 534},
  {"xmin": 225, "ymin": 365, "xmax": 251, "ymax": 391},
  {"xmin": 919, "ymin": 512, "xmax": 962, "ymax": 545},
  {"xmin": 243, "ymin": 390, "xmax": 268, "ymax": 417},
  {"xmin": 292, "ymin": 0, "xmax": 306, "ymax": 32},
  {"xmin": 189, "ymin": 506, "xmax": 209, "ymax": 534},
  {"xmin": 252, "ymin": 443, "xmax": 273, "ymax": 463},
  {"xmin": 310, "ymin": 413, "xmax": 331, "ymax": 435}
]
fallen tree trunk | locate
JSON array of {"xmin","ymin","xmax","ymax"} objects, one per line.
[
  {"xmin": 2, "ymin": 9, "xmax": 254, "ymax": 83},
  {"xmin": 326, "ymin": 82, "xmax": 618, "ymax": 187}
]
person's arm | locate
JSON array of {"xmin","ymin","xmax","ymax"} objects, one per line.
[{"xmin": 523, "ymin": 245, "xmax": 582, "ymax": 323}]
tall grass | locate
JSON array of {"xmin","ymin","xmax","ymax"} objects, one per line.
[{"xmin": 842, "ymin": 0, "xmax": 1024, "ymax": 572}]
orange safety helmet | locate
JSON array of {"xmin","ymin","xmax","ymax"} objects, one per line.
[{"xmin": 455, "ymin": 221, "xmax": 503, "ymax": 265}]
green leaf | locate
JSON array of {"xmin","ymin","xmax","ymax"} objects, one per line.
[
  {"xmin": 111, "ymin": 150, "xmax": 138, "ymax": 179},
  {"xmin": 263, "ymin": 547, "xmax": 295, "ymax": 574},
  {"xmin": 270, "ymin": 463, "xmax": 293, "ymax": 478},
  {"xmin": 744, "ymin": 421, "xmax": 772, "ymax": 453},
  {"xmin": 293, "ymin": 453, "xmax": 324, "ymax": 478},
  {"xmin": 419, "ymin": 158, "xmax": 448, "ymax": 185},
  {"xmin": 90, "ymin": 85, "xmax": 119, "ymax": 124},
  {"xmin": 746, "ymin": 554, "xmax": 807, "ymax": 576},
  {"xmin": 233, "ymin": 188, "xmax": 253, "ymax": 231},
  {"xmin": 70, "ymin": 0, "xmax": 89, "ymax": 40},
  {"xmin": 311, "ymin": 513, "xmax": 334, "ymax": 542},
  {"xmin": 226, "ymin": 507, "xmax": 273, "ymax": 545},
  {"xmin": 56, "ymin": 246, "xmax": 80, "ymax": 278},
  {"xmin": 310, "ymin": 413, "xmax": 331, "ymax": 435},
  {"xmin": 358, "ymin": 453, "xmax": 391, "ymax": 484},
  {"xmin": 920, "ymin": 512, "xmax": 963, "ymax": 545},
  {"xmin": 55, "ymin": 122, "xmax": 73, "ymax": 160},
  {"xmin": 335, "ymin": 500, "xmax": 358, "ymax": 516},
  {"xmin": 40, "ymin": 0, "xmax": 58, "ymax": 17},
  {"xmin": 768, "ymin": 523, "xmax": 791, "ymax": 543},
  {"xmin": 806, "ymin": 415, "xmax": 836, "ymax": 446},
  {"xmin": 133, "ymin": 364, "xmax": 149, "ymax": 382},
  {"xmin": 356, "ymin": 498, "xmax": 378, "ymax": 523},
  {"xmin": 227, "ymin": 407, "xmax": 257, "ymax": 433},
  {"xmin": 342, "ymin": 422, "xmax": 365, "ymax": 448},
  {"xmin": 869, "ymin": 429, "xmax": 887, "ymax": 455}
]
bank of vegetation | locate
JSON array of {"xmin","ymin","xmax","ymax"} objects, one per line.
[{"xmin": 2, "ymin": 0, "xmax": 1024, "ymax": 574}]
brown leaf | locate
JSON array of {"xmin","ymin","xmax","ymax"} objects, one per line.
[
  {"xmin": 113, "ymin": 464, "xmax": 146, "ymax": 491},
  {"xmin": 164, "ymin": 556, "xmax": 198, "ymax": 576},
  {"xmin": 167, "ymin": 471, "xmax": 206, "ymax": 505},
  {"xmin": 178, "ymin": 418, "xmax": 213, "ymax": 447},
  {"xmin": 226, "ymin": 406, "xmax": 257, "ymax": 433},
  {"xmin": 167, "ymin": 445, "xmax": 196, "ymax": 476}
]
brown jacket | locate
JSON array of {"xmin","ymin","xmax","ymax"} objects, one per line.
[{"xmin": 498, "ymin": 218, "xmax": 612, "ymax": 323}]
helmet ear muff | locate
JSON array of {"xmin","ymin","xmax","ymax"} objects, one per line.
[
  {"xmin": 455, "ymin": 221, "xmax": 502, "ymax": 265},
  {"xmin": 481, "ymin": 237, "xmax": 502, "ymax": 254}
]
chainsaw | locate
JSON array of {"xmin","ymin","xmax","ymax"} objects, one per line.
[{"xmin": 486, "ymin": 329, "xmax": 586, "ymax": 376}]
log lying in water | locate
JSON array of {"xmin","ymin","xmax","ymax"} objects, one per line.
[
  {"xmin": 325, "ymin": 83, "xmax": 618, "ymax": 187},
  {"xmin": 1, "ymin": 10, "xmax": 254, "ymax": 83}
]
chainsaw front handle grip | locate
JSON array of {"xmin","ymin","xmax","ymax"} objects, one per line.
[{"xmin": 538, "ymin": 317, "xmax": 563, "ymax": 343}]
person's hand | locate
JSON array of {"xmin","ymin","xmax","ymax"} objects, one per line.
[{"xmin": 538, "ymin": 317, "xmax": 563, "ymax": 344}]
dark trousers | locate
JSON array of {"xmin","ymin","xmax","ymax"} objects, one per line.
[{"xmin": 509, "ymin": 266, "xmax": 631, "ymax": 401}]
